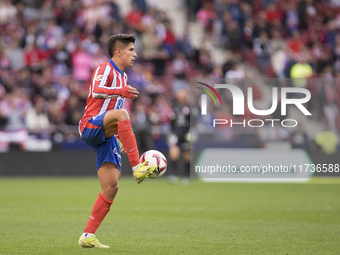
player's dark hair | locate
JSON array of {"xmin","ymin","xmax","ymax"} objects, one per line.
[{"xmin": 107, "ymin": 34, "xmax": 136, "ymax": 58}]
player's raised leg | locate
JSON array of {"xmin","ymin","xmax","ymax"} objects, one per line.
[
  {"xmin": 103, "ymin": 109, "xmax": 157, "ymax": 183},
  {"xmin": 103, "ymin": 109, "xmax": 139, "ymax": 167},
  {"xmin": 78, "ymin": 162, "xmax": 120, "ymax": 248}
]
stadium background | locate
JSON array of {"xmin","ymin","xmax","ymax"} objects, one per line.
[{"xmin": 0, "ymin": 0, "xmax": 339, "ymax": 176}]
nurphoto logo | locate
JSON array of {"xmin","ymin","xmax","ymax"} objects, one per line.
[{"xmin": 197, "ymin": 82, "xmax": 312, "ymax": 128}]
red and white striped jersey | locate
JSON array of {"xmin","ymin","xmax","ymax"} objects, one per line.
[{"xmin": 81, "ymin": 59, "xmax": 127, "ymax": 123}]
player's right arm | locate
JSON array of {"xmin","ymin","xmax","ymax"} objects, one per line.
[{"xmin": 91, "ymin": 64, "xmax": 139, "ymax": 99}]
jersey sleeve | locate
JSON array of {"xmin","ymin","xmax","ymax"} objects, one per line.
[{"xmin": 91, "ymin": 64, "xmax": 122, "ymax": 99}]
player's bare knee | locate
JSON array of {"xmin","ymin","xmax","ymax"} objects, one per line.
[
  {"xmin": 105, "ymin": 182, "xmax": 119, "ymax": 197},
  {"xmin": 117, "ymin": 109, "xmax": 130, "ymax": 121},
  {"xmin": 104, "ymin": 109, "xmax": 130, "ymax": 124}
]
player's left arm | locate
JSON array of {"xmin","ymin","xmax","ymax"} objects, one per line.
[
  {"xmin": 91, "ymin": 65, "xmax": 139, "ymax": 99},
  {"xmin": 93, "ymin": 84, "xmax": 139, "ymax": 99}
]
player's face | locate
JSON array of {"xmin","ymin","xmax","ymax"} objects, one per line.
[{"xmin": 121, "ymin": 42, "xmax": 137, "ymax": 67}]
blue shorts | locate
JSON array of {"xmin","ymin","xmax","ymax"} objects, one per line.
[{"xmin": 80, "ymin": 112, "xmax": 122, "ymax": 171}]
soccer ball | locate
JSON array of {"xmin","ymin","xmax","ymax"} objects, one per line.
[{"xmin": 140, "ymin": 150, "xmax": 167, "ymax": 179}]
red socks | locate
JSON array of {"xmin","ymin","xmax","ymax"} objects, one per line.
[
  {"xmin": 117, "ymin": 119, "xmax": 140, "ymax": 167},
  {"xmin": 83, "ymin": 120, "xmax": 139, "ymax": 234},
  {"xmin": 84, "ymin": 193, "xmax": 113, "ymax": 234}
]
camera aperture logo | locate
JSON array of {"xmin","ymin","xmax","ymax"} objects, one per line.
[
  {"xmin": 196, "ymin": 82, "xmax": 222, "ymax": 115},
  {"xmin": 197, "ymin": 82, "xmax": 312, "ymax": 128}
]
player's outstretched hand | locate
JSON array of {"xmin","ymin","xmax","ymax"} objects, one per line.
[{"xmin": 119, "ymin": 85, "xmax": 139, "ymax": 99}]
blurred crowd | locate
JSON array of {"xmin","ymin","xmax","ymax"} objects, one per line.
[
  {"xmin": 191, "ymin": 0, "xmax": 340, "ymax": 153},
  {"xmin": 0, "ymin": 0, "xmax": 340, "ymax": 153},
  {"xmin": 0, "ymin": 0, "xmax": 196, "ymax": 146}
]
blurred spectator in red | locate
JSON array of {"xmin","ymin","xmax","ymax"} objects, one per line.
[
  {"xmin": 287, "ymin": 31, "xmax": 305, "ymax": 54},
  {"xmin": 265, "ymin": 2, "xmax": 283, "ymax": 23},
  {"xmin": 163, "ymin": 21, "xmax": 176, "ymax": 57},
  {"xmin": 126, "ymin": 2, "xmax": 144, "ymax": 32},
  {"xmin": 24, "ymin": 43, "xmax": 49, "ymax": 70}
]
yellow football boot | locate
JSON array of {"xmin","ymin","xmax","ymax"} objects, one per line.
[
  {"xmin": 78, "ymin": 235, "xmax": 109, "ymax": 248},
  {"xmin": 133, "ymin": 161, "xmax": 158, "ymax": 184}
]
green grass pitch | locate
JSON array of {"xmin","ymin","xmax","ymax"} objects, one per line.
[{"xmin": 0, "ymin": 177, "xmax": 339, "ymax": 254}]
